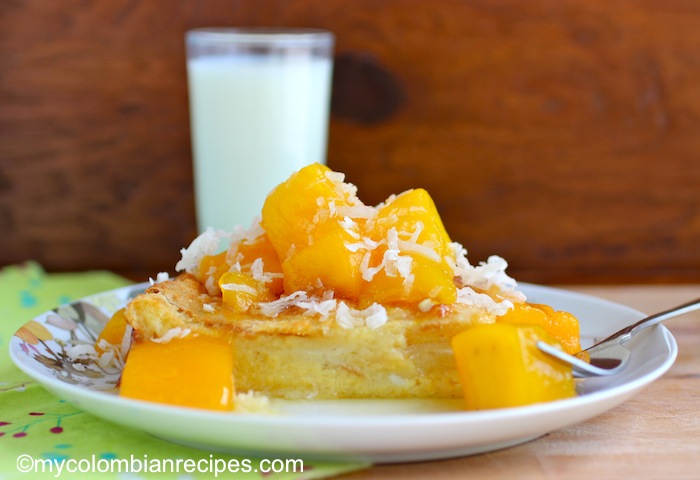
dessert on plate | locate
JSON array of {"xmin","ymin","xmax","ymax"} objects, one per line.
[{"xmin": 98, "ymin": 163, "xmax": 581, "ymax": 411}]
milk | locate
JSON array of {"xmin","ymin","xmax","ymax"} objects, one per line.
[{"xmin": 187, "ymin": 55, "xmax": 332, "ymax": 233}]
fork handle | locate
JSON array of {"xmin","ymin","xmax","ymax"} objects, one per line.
[{"xmin": 596, "ymin": 296, "xmax": 700, "ymax": 346}]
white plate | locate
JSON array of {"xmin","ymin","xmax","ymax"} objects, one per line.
[{"xmin": 9, "ymin": 282, "xmax": 677, "ymax": 463}]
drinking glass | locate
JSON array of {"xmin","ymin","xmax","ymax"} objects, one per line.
[{"xmin": 186, "ymin": 27, "xmax": 334, "ymax": 232}]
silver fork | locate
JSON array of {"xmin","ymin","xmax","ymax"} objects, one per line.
[{"xmin": 537, "ymin": 297, "xmax": 700, "ymax": 378}]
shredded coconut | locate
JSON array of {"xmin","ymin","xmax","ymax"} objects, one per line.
[
  {"xmin": 325, "ymin": 170, "xmax": 360, "ymax": 202},
  {"xmin": 256, "ymin": 289, "xmax": 387, "ymax": 327},
  {"xmin": 449, "ymin": 243, "xmax": 525, "ymax": 302},
  {"xmin": 335, "ymin": 302, "xmax": 388, "ymax": 329},
  {"xmin": 324, "ymin": 170, "xmax": 345, "ymax": 184},
  {"xmin": 397, "ymin": 239, "xmax": 441, "ymax": 262},
  {"xmin": 418, "ymin": 298, "xmax": 436, "ymax": 312},
  {"xmin": 360, "ymin": 251, "xmax": 380, "ymax": 281},
  {"xmin": 151, "ymin": 327, "xmax": 191, "ymax": 343},
  {"xmin": 359, "ymin": 227, "xmax": 418, "ymax": 289},
  {"xmin": 66, "ymin": 321, "xmax": 132, "ymax": 374},
  {"xmin": 312, "ymin": 199, "xmax": 332, "ymax": 225},
  {"xmin": 234, "ymin": 391, "xmax": 276, "ymax": 414},
  {"xmin": 235, "ymin": 217, "xmax": 266, "ymax": 244},
  {"xmin": 258, "ymin": 291, "xmax": 311, "ymax": 317},
  {"xmin": 335, "ymin": 302, "xmax": 360, "ymax": 329},
  {"xmin": 456, "ymin": 286, "xmax": 514, "ymax": 316},
  {"xmin": 297, "ymin": 298, "xmax": 338, "ymax": 320},
  {"xmin": 119, "ymin": 324, "xmax": 133, "ymax": 362},
  {"xmin": 204, "ymin": 275, "xmax": 218, "ymax": 296},
  {"xmin": 149, "ymin": 271, "xmax": 170, "ymax": 285},
  {"xmin": 176, "ymin": 227, "xmax": 232, "ymax": 273},
  {"xmin": 364, "ymin": 303, "xmax": 389, "ymax": 329},
  {"xmin": 220, "ymin": 283, "xmax": 258, "ymax": 295},
  {"xmin": 346, "ymin": 235, "xmax": 381, "ymax": 254},
  {"xmin": 344, "ymin": 241, "xmax": 365, "ymax": 253},
  {"xmin": 339, "ymin": 216, "xmax": 361, "ymax": 239},
  {"xmin": 249, "ymin": 258, "xmax": 282, "ymax": 284},
  {"xmin": 95, "ymin": 350, "xmax": 115, "ymax": 370},
  {"xmin": 65, "ymin": 344, "xmax": 98, "ymax": 361},
  {"xmin": 335, "ymin": 205, "xmax": 377, "ymax": 219},
  {"xmin": 95, "ymin": 338, "xmax": 112, "ymax": 353},
  {"xmin": 257, "ymin": 290, "xmax": 338, "ymax": 320}
]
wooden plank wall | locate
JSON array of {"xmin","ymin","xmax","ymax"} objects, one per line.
[{"xmin": 1, "ymin": 0, "xmax": 700, "ymax": 283}]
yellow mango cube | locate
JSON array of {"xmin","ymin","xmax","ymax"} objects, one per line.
[
  {"xmin": 95, "ymin": 308, "xmax": 128, "ymax": 354},
  {"xmin": 374, "ymin": 188, "xmax": 452, "ymax": 253},
  {"xmin": 120, "ymin": 335, "xmax": 234, "ymax": 411},
  {"xmin": 360, "ymin": 255, "xmax": 456, "ymax": 306},
  {"xmin": 262, "ymin": 163, "xmax": 357, "ymax": 260},
  {"xmin": 451, "ymin": 323, "xmax": 576, "ymax": 410},
  {"xmin": 218, "ymin": 271, "xmax": 275, "ymax": 313},
  {"xmin": 282, "ymin": 222, "xmax": 364, "ymax": 298},
  {"xmin": 195, "ymin": 251, "xmax": 229, "ymax": 287},
  {"xmin": 363, "ymin": 189, "xmax": 456, "ymax": 305},
  {"xmin": 232, "ymin": 233, "xmax": 284, "ymax": 296},
  {"xmin": 548, "ymin": 310, "xmax": 583, "ymax": 356},
  {"xmin": 498, "ymin": 303, "xmax": 582, "ymax": 355},
  {"xmin": 262, "ymin": 163, "xmax": 369, "ymax": 299}
]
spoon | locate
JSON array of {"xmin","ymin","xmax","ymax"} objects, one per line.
[{"xmin": 537, "ymin": 297, "xmax": 700, "ymax": 378}]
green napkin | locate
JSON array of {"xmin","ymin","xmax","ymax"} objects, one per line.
[{"xmin": 0, "ymin": 262, "xmax": 366, "ymax": 479}]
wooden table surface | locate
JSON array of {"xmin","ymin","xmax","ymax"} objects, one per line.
[{"xmin": 342, "ymin": 285, "xmax": 700, "ymax": 480}]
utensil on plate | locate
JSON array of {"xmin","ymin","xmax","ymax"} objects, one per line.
[{"xmin": 537, "ymin": 297, "xmax": 700, "ymax": 377}]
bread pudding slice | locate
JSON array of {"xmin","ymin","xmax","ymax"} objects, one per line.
[
  {"xmin": 116, "ymin": 164, "xmax": 579, "ymax": 411},
  {"xmin": 125, "ymin": 274, "xmax": 498, "ymax": 399}
]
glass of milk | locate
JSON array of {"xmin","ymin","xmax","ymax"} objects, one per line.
[{"xmin": 185, "ymin": 27, "xmax": 334, "ymax": 233}]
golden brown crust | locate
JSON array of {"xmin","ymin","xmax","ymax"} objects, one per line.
[{"xmin": 125, "ymin": 274, "xmax": 216, "ymax": 340}]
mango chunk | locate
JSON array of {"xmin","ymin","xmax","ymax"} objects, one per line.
[
  {"xmin": 360, "ymin": 255, "xmax": 456, "ymax": 306},
  {"xmin": 261, "ymin": 166, "xmax": 459, "ymax": 305},
  {"xmin": 262, "ymin": 163, "xmax": 369, "ymax": 299},
  {"xmin": 374, "ymin": 188, "xmax": 452, "ymax": 253},
  {"xmin": 262, "ymin": 163, "xmax": 359, "ymax": 260},
  {"xmin": 231, "ymin": 233, "xmax": 284, "ymax": 296},
  {"xmin": 282, "ymin": 222, "xmax": 364, "ymax": 298},
  {"xmin": 120, "ymin": 335, "xmax": 234, "ymax": 411},
  {"xmin": 548, "ymin": 310, "xmax": 582, "ymax": 356},
  {"xmin": 195, "ymin": 251, "xmax": 229, "ymax": 288},
  {"xmin": 451, "ymin": 323, "xmax": 576, "ymax": 410},
  {"xmin": 362, "ymin": 189, "xmax": 456, "ymax": 305},
  {"xmin": 95, "ymin": 308, "xmax": 128, "ymax": 354},
  {"xmin": 498, "ymin": 303, "xmax": 582, "ymax": 355},
  {"xmin": 218, "ymin": 271, "xmax": 275, "ymax": 313}
]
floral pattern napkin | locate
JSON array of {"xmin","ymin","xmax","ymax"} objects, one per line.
[{"xmin": 0, "ymin": 262, "xmax": 366, "ymax": 479}]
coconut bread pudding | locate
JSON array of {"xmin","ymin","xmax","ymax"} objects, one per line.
[{"xmin": 98, "ymin": 163, "xmax": 582, "ymax": 411}]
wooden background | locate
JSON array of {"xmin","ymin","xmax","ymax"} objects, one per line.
[{"xmin": 2, "ymin": 0, "xmax": 700, "ymax": 284}]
